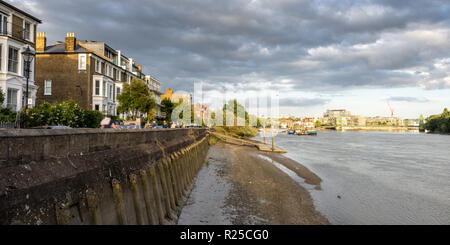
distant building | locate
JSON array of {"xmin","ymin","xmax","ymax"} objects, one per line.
[
  {"xmin": 161, "ymin": 88, "xmax": 192, "ymax": 105},
  {"xmin": 366, "ymin": 116, "xmax": 401, "ymax": 126},
  {"xmin": 35, "ymin": 32, "xmax": 149, "ymax": 116},
  {"xmin": 0, "ymin": 1, "xmax": 41, "ymax": 111},
  {"xmin": 402, "ymin": 119, "xmax": 420, "ymax": 127},
  {"xmin": 144, "ymin": 75, "xmax": 163, "ymax": 119},
  {"xmin": 194, "ymin": 103, "xmax": 210, "ymax": 125},
  {"xmin": 324, "ymin": 109, "xmax": 351, "ymax": 118}
]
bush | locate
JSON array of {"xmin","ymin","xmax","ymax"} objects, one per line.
[
  {"xmin": 26, "ymin": 100, "xmax": 103, "ymax": 128},
  {"xmin": 0, "ymin": 90, "xmax": 17, "ymax": 122},
  {"xmin": 214, "ymin": 126, "xmax": 258, "ymax": 138},
  {"xmin": 0, "ymin": 107, "xmax": 16, "ymax": 122},
  {"xmin": 83, "ymin": 110, "xmax": 104, "ymax": 128},
  {"xmin": 425, "ymin": 108, "xmax": 450, "ymax": 133}
]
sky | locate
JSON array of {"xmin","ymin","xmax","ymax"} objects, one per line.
[{"xmin": 9, "ymin": 0, "xmax": 450, "ymax": 118}]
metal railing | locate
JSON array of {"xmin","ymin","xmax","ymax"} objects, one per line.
[{"xmin": 0, "ymin": 121, "xmax": 18, "ymax": 128}]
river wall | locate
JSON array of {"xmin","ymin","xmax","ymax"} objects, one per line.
[{"xmin": 0, "ymin": 128, "xmax": 209, "ymax": 225}]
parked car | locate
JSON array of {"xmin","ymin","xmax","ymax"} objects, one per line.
[{"xmin": 32, "ymin": 126, "xmax": 73, "ymax": 129}]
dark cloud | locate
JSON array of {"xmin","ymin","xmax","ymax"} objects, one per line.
[
  {"xmin": 9, "ymin": 0, "xmax": 450, "ymax": 93},
  {"xmin": 280, "ymin": 98, "xmax": 330, "ymax": 107},
  {"xmin": 389, "ymin": 96, "xmax": 430, "ymax": 103}
]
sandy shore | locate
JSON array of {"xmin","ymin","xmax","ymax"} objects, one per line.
[{"xmin": 178, "ymin": 141, "xmax": 329, "ymax": 225}]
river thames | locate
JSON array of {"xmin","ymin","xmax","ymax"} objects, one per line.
[{"xmin": 255, "ymin": 131, "xmax": 450, "ymax": 224}]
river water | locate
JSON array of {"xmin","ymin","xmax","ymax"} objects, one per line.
[{"xmin": 254, "ymin": 131, "xmax": 450, "ymax": 225}]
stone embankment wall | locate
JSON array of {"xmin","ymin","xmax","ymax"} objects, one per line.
[{"xmin": 0, "ymin": 128, "xmax": 209, "ymax": 225}]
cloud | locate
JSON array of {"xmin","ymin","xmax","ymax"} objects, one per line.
[
  {"xmin": 389, "ymin": 96, "xmax": 430, "ymax": 103},
  {"xmin": 7, "ymin": 0, "xmax": 450, "ymax": 94},
  {"xmin": 280, "ymin": 97, "xmax": 330, "ymax": 107}
]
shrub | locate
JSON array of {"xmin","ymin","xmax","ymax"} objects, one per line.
[
  {"xmin": 425, "ymin": 108, "xmax": 450, "ymax": 133},
  {"xmin": 26, "ymin": 100, "xmax": 103, "ymax": 128},
  {"xmin": 214, "ymin": 126, "xmax": 258, "ymax": 138}
]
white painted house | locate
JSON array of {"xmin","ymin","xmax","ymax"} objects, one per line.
[{"xmin": 0, "ymin": 1, "xmax": 41, "ymax": 112}]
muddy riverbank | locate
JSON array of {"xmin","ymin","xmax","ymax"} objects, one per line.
[{"xmin": 178, "ymin": 141, "xmax": 329, "ymax": 225}]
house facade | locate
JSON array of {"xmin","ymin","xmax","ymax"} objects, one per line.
[
  {"xmin": 35, "ymin": 32, "xmax": 151, "ymax": 116},
  {"xmin": 145, "ymin": 75, "xmax": 163, "ymax": 119},
  {"xmin": 0, "ymin": 1, "xmax": 41, "ymax": 112},
  {"xmin": 161, "ymin": 88, "xmax": 192, "ymax": 104}
]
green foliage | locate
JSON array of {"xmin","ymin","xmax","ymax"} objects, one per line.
[
  {"xmin": 256, "ymin": 118, "xmax": 262, "ymax": 128},
  {"xmin": 0, "ymin": 89, "xmax": 4, "ymax": 105},
  {"xmin": 26, "ymin": 100, "xmax": 103, "ymax": 128},
  {"xmin": 424, "ymin": 108, "xmax": 450, "ymax": 133},
  {"xmin": 161, "ymin": 98, "xmax": 175, "ymax": 123},
  {"xmin": 315, "ymin": 120, "xmax": 322, "ymax": 128},
  {"xmin": 214, "ymin": 126, "xmax": 258, "ymax": 138},
  {"xmin": 0, "ymin": 107, "xmax": 16, "ymax": 122},
  {"xmin": 83, "ymin": 110, "xmax": 104, "ymax": 128},
  {"xmin": 222, "ymin": 99, "xmax": 251, "ymax": 126},
  {"xmin": 0, "ymin": 89, "xmax": 17, "ymax": 122},
  {"xmin": 117, "ymin": 78, "xmax": 155, "ymax": 120}
]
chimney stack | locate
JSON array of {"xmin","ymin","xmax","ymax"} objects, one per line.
[
  {"xmin": 65, "ymin": 32, "xmax": 76, "ymax": 52},
  {"xmin": 36, "ymin": 32, "xmax": 46, "ymax": 52}
]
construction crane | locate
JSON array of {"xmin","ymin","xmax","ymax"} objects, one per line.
[{"xmin": 387, "ymin": 100, "xmax": 394, "ymax": 117}]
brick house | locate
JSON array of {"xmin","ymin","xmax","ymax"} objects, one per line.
[
  {"xmin": 35, "ymin": 32, "xmax": 158, "ymax": 116},
  {"xmin": 0, "ymin": 1, "xmax": 41, "ymax": 112}
]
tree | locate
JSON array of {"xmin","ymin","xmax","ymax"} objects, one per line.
[
  {"xmin": 117, "ymin": 78, "xmax": 155, "ymax": 120},
  {"xmin": 424, "ymin": 108, "xmax": 450, "ymax": 133},
  {"xmin": 222, "ymin": 99, "xmax": 250, "ymax": 126},
  {"xmin": 0, "ymin": 89, "xmax": 4, "ymax": 105},
  {"xmin": 161, "ymin": 98, "xmax": 175, "ymax": 123},
  {"xmin": 315, "ymin": 120, "xmax": 322, "ymax": 128}
]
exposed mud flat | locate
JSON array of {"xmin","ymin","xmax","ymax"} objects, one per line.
[{"xmin": 178, "ymin": 142, "xmax": 329, "ymax": 225}]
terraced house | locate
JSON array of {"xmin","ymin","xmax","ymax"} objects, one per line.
[
  {"xmin": 0, "ymin": 1, "xmax": 41, "ymax": 112},
  {"xmin": 35, "ymin": 32, "xmax": 160, "ymax": 116}
]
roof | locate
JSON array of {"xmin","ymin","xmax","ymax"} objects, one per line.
[
  {"xmin": 41, "ymin": 43, "xmax": 90, "ymax": 53},
  {"xmin": 0, "ymin": 0, "xmax": 42, "ymax": 23}
]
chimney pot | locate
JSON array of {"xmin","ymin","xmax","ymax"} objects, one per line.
[
  {"xmin": 65, "ymin": 32, "xmax": 76, "ymax": 52},
  {"xmin": 36, "ymin": 32, "xmax": 46, "ymax": 52}
]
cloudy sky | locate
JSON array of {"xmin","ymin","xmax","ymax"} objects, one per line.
[{"xmin": 10, "ymin": 0, "xmax": 450, "ymax": 118}]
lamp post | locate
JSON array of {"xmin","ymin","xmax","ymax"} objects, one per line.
[{"xmin": 21, "ymin": 46, "xmax": 36, "ymax": 128}]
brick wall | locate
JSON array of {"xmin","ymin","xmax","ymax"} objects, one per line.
[
  {"xmin": 35, "ymin": 53, "xmax": 93, "ymax": 110},
  {"xmin": 0, "ymin": 128, "xmax": 209, "ymax": 225}
]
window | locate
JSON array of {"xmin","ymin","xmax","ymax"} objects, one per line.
[
  {"xmin": 0, "ymin": 45, "xmax": 2, "ymax": 70},
  {"xmin": 109, "ymin": 85, "xmax": 113, "ymax": 99},
  {"xmin": 44, "ymin": 80, "xmax": 52, "ymax": 95},
  {"xmin": 95, "ymin": 60, "xmax": 101, "ymax": 73},
  {"xmin": 95, "ymin": 104, "xmax": 99, "ymax": 111},
  {"xmin": 24, "ymin": 22, "xmax": 31, "ymax": 40},
  {"xmin": 78, "ymin": 54, "xmax": 86, "ymax": 70},
  {"xmin": 113, "ymin": 85, "xmax": 116, "ymax": 101},
  {"xmin": 116, "ymin": 87, "xmax": 120, "ymax": 96},
  {"xmin": 8, "ymin": 47, "xmax": 18, "ymax": 73},
  {"xmin": 7, "ymin": 88, "xmax": 17, "ymax": 111},
  {"xmin": 103, "ymin": 81, "xmax": 106, "ymax": 96},
  {"xmin": 95, "ymin": 80, "xmax": 100, "ymax": 95},
  {"xmin": 0, "ymin": 15, "xmax": 7, "ymax": 35}
]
